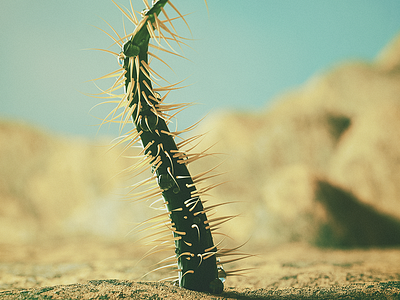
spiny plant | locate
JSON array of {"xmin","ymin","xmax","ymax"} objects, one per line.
[{"xmin": 89, "ymin": 0, "xmax": 249, "ymax": 294}]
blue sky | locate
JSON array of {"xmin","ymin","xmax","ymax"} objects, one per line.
[{"xmin": 1, "ymin": 0, "xmax": 400, "ymax": 138}]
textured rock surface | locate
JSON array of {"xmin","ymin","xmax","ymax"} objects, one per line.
[{"xmin": 2, "ymin": 280, "xmax": 400, "ymax": 300}]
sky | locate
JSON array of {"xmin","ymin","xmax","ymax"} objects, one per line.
[{"xmin": 1, "ymin": 0, "xmax": 400, "ymax": 138}]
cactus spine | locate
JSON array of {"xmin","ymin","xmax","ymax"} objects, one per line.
[
  {"xmin": 92, "ymin": 0, "xmax": 226, "ymax": 293},
  {"xmin": 121, "ymin": 1, "xmax": 221, "ymax": 293}
]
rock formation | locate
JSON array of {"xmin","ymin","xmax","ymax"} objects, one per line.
[
  {"xmin": 0, "ymin": 120, "xmax": 148, "ymax": 243},
  {"xmin": 193, "ymin": 32, "xmax": 400, "ymax": 247}
]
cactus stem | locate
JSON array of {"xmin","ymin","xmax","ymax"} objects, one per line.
[{"xmin": 89, "ymin": 0, "xmax": 251, "ymax": 293}]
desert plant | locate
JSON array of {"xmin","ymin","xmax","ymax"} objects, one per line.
[{"xmin": 90, "ymin": 0, "xmax": 247, "ymax": 294}]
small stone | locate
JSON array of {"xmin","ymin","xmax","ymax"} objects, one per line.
[{"xmin": 208, "ymin": 278, "xmax": 224, "ymax": 294}]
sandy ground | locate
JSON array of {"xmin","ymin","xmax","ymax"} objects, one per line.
[{"xmin": 1, "ymin": 240, "xmax": 400, "ymax": 299}]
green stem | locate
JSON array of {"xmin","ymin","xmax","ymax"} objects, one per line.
[{"xmin": 121, "ymin": 0, "xmax": 223, "ymax": 293}]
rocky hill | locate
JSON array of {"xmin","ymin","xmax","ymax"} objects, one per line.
[
  {"xmin": 0, "ymin": 120, "xmax": 149, "ymax": 243},
  {"xmin": 193, "ymin": 32, "xmax": 400, "ymax": 248}
]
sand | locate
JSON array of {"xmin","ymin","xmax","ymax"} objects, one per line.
[{"xmin": 1, "ymin": 240, "xmax": 400, "ymax": 299}]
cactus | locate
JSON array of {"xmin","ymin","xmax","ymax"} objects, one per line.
[{"xmin": 89, "ymin": 0, "xmax": 249, "ymax": 294}]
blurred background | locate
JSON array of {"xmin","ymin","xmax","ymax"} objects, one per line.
[{"xmin": 1, "ymin": 0, "xmax": 400, "ymax": 250}]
